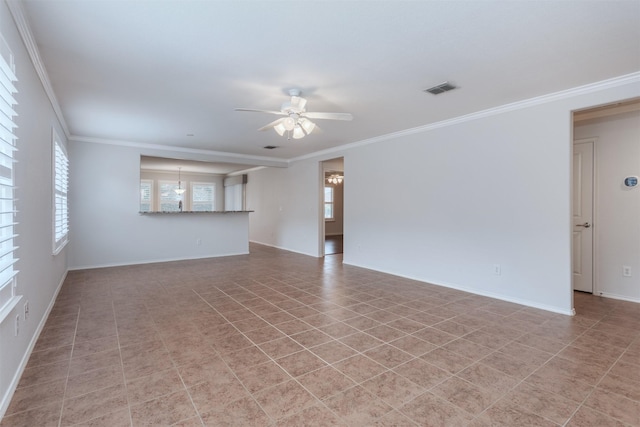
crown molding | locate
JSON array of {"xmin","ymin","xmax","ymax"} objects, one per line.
[
  {"xmin": 6, "ymin": 0, "xmax": 70, "ymax": 138},
  {"xmin": 68, "ymin": 135, "xmax": 289, "ymax": 168},
  {"xmin": 291, "ymin": 72, "xmax": 640, "ymax": 163},
  {"xmin": 227, "ymin": 166, "xmax": 267, "ymax": 176}
]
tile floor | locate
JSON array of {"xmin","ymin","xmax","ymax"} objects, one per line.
[
  {"xmin": 1, "ymin": 243, "xmax": 639, "ymax": 426},
  {"xmin": 324, "ymin": 235, "xmax": 343, "ymax": 255}
]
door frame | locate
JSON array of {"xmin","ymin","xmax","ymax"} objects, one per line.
[
  {"xmin": 572, "ymin": 137, "xmax": 598, "ymax": 296},
  {"xmin": 319, "ymin": 157, "xmax": 345, "ymax": 257},
  {"xmin": 319, "ymin": 161, "xmax": 326, "ymax": 257}
]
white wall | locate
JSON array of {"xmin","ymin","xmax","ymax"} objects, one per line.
[
  {"xmin": 248, "ymin": 79, "xmax": 640, "ymax": 315},
  {"xmin": 574, "ymin": 110, "xmax": 640, "ymax": 302},
  {"xmin": 247, "ymin": 161, "xmax": 322, "ymax": 257},
  {"xmin": 344, "ymin": 103, "xmax": 578, "ymax": 313},
  {"xmin": 0, "ymin": 1, "xmax": 69, "ymax": 417},
  {"xmin": 68, "ymin": 141, "xmax": 251, "ymax": 269}
]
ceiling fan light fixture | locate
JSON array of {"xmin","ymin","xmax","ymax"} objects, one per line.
[
  {"xmin": 283, "ymin": 116, "xmax": 296, "ymax": 131},
  {"xmin": 299, "ymin": 118, "xmax": 316, "ymax": 134},
  {"xmin": 235, "ymin": 88, "xmax": 353, "ymax": 141},
  {"xmin": 274, "ymin": 122, "xmax": 286, "ymax": 136},
  {"xmin": 292, "ymin": 125, "xmax": 305, "ymax": 139}
]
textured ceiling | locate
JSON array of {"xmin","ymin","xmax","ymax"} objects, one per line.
[{"xmin": 18, "ymin": 0, "xmax": 640, "ymax": 163}]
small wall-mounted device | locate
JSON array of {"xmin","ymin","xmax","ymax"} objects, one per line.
[{"xmin": 624, "ymin": 176, "xmax": 638, "ymax": 188}]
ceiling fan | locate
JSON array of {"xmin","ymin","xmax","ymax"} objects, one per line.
[{"xmin": 235, "ymin": 89, "xmax": 353, "ymax": 140}]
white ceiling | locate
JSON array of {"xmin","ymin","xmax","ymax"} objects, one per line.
[{"xmin": 18, "ymin": 0, "xmax": 640, "ymax": 163}]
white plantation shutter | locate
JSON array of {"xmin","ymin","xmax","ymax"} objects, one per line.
[
  {"xmin": 140, "ymin": 179, "xmax": 153, "ymax": 212},
  {"xmin": 53, "ymin": 134, "xmax": 69, "ymax": 254},
  {"xmin": 324, "ymin": 186, "xmax": 334, "ymax": 219},
  {"xmin": 0, "ymin": 34, "xmax": 19, "ymax": 320},
  {"xmin": 224, "ymin": 185, "xmax": 241, "ymax": 211},
  {"xmin": 224, "ymin": 175, "xmax": 245, "ymax": 211},
  {"xmin": 159, "ymin": 181, "xmax": 182, "ymax": 212},
  {"xmin": 191, "ymin": 182, "xmax": 214, "ymax": 211}
]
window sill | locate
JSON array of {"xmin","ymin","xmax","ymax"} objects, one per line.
[
  {"xmin": 53, "ymin": 237, "xmax": 69, "ymax": 256},
  {"xmin": 0, "ymin": 295, "xmax": 22, "ymax": 325}
]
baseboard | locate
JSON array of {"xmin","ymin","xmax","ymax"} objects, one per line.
[
  {"xmin": 0, "ymin": 269, "xmax": 68, "ymax": 420},
  {"xmin": 597, "ymin": 291, "xmax": 640, "ymax": 304},
  {"xmin": 342, "ymin": 259, "xmax": 575, "ymax": 316},
  {"xmin": 249, "ymin": 240, "xmax": 320, "ymax": 258},
  {"xmin": 67, "ymin": 251, "xmax": 250, "ymax": 271}
]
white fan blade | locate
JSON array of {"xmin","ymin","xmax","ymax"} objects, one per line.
[
  {"xmin": 310, "ymin": 123, "xmax": 323, "ymax": 134},
  {"xmin": 290, "ymin": 96, "xmax": 307, "ymax": 111},
  {"xmin": 257, "ymin": 118, "xmax": 285, "ymax": 131},
  {"xmin": 302, "ymin": 112, "xmax": 353, "ymax": 121},
  {"xmin": 235, "ymin": 108, "xmax": 286, "ymax": 116}
]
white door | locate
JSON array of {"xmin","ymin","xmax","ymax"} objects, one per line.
[{"xmin": 572, "ymin": 141, "xmax": 594, "ymax": 293}]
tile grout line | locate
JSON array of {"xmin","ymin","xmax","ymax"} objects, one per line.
[
  {"xmin": 243, "ymin": 278, "xmax": 500, "ymax": 424},
  {"xmin": 556, "ymin": 317, "xmax": 639, "ymax": 427},
  {"xmin": 208, "ymin": 280, "xmax": 358, "ymax": 423},
  {"xmin": 111, "ymin": 297, "xmax": 134, "ymax": 427},
  {"xmin": 193, "ymin": 282, "xmax": 403, "ymax": 423},
  {"xmin": 414, "ymin": 308, "xmax": 573, "ymax": 425},
  {"xmin": 196, "ymin": 279, "xmax": 482, "ymax": 424},
  {"xmin": 468, "ymin": 309, "xmax": 632, "ymax": 426},
  {"xmin": 56, "ymin": 304, "xmax": 81, "ymax": 427},
  {"xmin": 9, "ymin": 256, "xmax": 639, "ymax": 427},
  {"xmin": 191, "ymin": 287, "xmax": 287, "ymax": 425},
  {"xmin": 142, "ymin": 295, "xmax": 206, "ymax": 427}
]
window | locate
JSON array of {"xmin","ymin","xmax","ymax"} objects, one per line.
[
  {"xmin": 324, "ymin": 186, "xmax": 334, "ymax": 220},
  {"xmin": 53, "ymin": 133, "xmax": 69, "ymax": 254},
  {"xmin": 191, "ymin": 182, "xmax": 215, "ymax": 211},
  {"xmin": 224, "ymin": 184, "xmax": 242, "ymax": 211},
  {"xmin": 224, "ymin": 175, "xmax": 246, "ymax": 211},
  {"xmin": 159, "ymin": 181, "xmax": 183, "ymax": 212},
  {"xmin": 140, "ymin": 179, "xmax": 153, "ymax": 212},
  {"xmin": 0, "ymin": 34, "xmax": 18, "ymax": 317}
]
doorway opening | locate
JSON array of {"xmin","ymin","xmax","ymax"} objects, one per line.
[
  {"xmin": 321, "ymin": 157, "xmax": 344, "ymax": 256},
  {"xmin": 571, "ymin": 97, "xmax": 640, "ymax": 305}
]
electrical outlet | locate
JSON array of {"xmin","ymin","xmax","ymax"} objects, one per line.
[
  {"xmin": 494, "ymin": 264, "xmax": 501, "ymax": 275},
  {"xmin": 196, "ymin": 238, "xmax": 202, "ymax": 246},
  {"xmin": 24, "ymin": 301, "xmax": 29, "ymax": 320},
  {"xmin": 14, "ymin": 314, "xmax": 19, "ymax": 336},
  {"xmin": 623, "ymin": 266, "xmax": 632, "ymax": 277}
]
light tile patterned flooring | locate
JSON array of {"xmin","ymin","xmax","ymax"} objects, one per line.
[{"xmin": 2, "ymin": 243, "xmax": 639, "ymax": 426}]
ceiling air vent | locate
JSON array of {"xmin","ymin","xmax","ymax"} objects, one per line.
[
  {"xmin": 424, "ymin": 82, "xmax": 457, "ymax": 95},
  {"xmin": 263, "ymin": 145, "xmax": 278, "ymax": 150}
]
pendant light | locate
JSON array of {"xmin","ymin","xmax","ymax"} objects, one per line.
[{"xmin": 174, "ymin": 167, "xmax": 186, "ymax": 195}]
